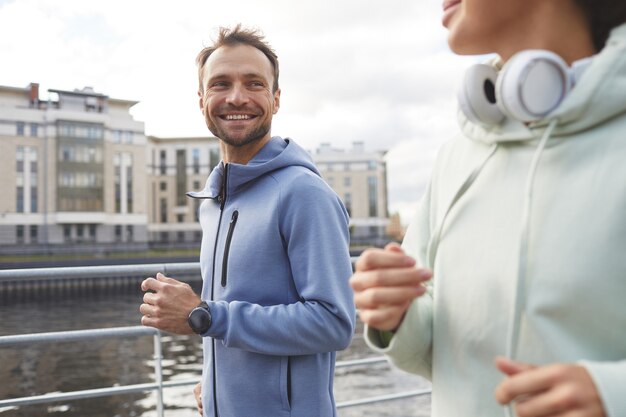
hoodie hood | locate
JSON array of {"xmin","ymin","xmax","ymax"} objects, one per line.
[
  {"xmin": 187, "ymin": 136, "xmax": 320, "ymax": 199},
  {"xmin": 460, "ymin": 23, "xmax": 626, "ymax": 145}
]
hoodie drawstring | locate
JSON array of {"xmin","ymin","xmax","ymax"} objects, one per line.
[{"xmin": 504, "ymin": 118, "xmax": 558, "ymax": 417}]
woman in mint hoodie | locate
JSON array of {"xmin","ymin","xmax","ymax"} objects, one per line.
[{"xmin": 350, "ymin": 1, "xmax": 626, "ymax": 416}]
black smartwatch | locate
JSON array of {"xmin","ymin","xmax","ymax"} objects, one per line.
[{"xmin": 188, "ymin": 301, "xmax": 212, "ymax": 335}]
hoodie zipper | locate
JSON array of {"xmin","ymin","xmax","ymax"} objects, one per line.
[
  {"xmin": 221, "ymin": 210, "xmax": 239, "ymax": 287},
  {"xmin": 209, "ymin": 163, "xmax": 229, "ymax": 417}
]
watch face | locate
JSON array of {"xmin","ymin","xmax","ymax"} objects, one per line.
[{"xmin": 189, "ymin": 307, "xmax": 211, "ymax": 334}]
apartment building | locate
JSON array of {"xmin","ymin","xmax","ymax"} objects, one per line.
[
  {"xmin": 312, "ymin": 141, "xmax": 389, "ymax": 246},
  {"xmin": 146, "ymin": 136, "xmax": 220, "ymax": 246},
  {"xmin": 0, "ymin": 83, "xmax": 148, "ymax": 254},
  {"xmin": 0, "ymin": 82, "xmax": 391, "ymax": 253}
]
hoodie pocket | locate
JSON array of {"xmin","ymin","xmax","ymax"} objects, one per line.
[
  {"xmin": 221, "ymin": 210, "xmax": 239, "ymax": 287},
  {"xmin": 279, "ymin": 356, "xmax": 292, "ymax": 411}
]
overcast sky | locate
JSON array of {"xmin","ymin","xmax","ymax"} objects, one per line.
[{"xmin": 0, "ymin": 0, "xmax": 478, "ymax": 226}]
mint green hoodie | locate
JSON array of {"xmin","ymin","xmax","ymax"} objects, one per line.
[{"xmin": 366, "ymin": 23, "xmax": 626, "ymax": 417}]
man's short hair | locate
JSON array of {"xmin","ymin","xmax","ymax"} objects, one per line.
[
  {"xmin": 196, "ymin": 24, "xmax": 280, "ymax": 94},
  {"xmin": 575, "ymin": 0, "xmax": 626, "ymax": 51}
]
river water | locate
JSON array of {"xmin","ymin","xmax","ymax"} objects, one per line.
[{"xmin": 0, "ymin": 288, "xmax": 431, "ymax": 417}]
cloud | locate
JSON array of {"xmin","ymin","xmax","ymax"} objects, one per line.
[{"xmin": 0, "ymin": 0, "xmax": 476, "ymax": 226}]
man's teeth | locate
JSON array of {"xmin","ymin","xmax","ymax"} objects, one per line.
[{"xmin": 225, "ymin": 114, "xmax": 251, "ymax": 120}]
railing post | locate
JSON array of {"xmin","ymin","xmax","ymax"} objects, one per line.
[{"xmin": 153, "ymin": 331, "xmax": 164, "ymax": 417}]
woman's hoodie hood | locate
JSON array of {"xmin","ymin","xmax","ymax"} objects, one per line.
[{"xmin": 459, "ymin": 23, "xmax": 626, "ymax": 145}]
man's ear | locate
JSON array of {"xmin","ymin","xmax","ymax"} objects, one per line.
[
  {"xmin": 198, "ymin": 91, "xmax": 204, "ymax": 114},
  {"xmin": 273, "ymin": 89, "xmax": 281, "ymax": 114}
]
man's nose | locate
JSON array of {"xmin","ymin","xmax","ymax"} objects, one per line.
[{"xmin": 225, "ymin": 84, "xmax": 249, "ymax": 106}]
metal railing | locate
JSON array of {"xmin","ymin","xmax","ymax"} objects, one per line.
[
  {"xmin": 0, "ymin": 262, "xmax": 432, "ymax": 414},
  {"xmin": 0, "ymin": 262, "xmax": 200, "ymax": 283},
  {"xmin": 0, "ymin": 326, "xmax": 430, "ymax": 415}
]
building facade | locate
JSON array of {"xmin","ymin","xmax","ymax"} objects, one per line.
[
  {"xmin": 146, "ymin": 136, "xmax": 220, "ymax": 247},
  {"xmin": 0, "ymin": 82, "xmax": 390, "ymax": 254},
  {"xmin": 0, "ymin": 83, "xmax": 148, "ymax": 254},
  {"xmin": 312, "ymin": 142, "xmax": 389, "ymax": 246}
]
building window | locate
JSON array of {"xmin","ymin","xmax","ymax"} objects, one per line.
[
  {"xmin": 344, "ymin": 177, "xmax": 351, "ymax": 187},
  {"xmin": 344, "ymin": 192, "xmax": 352, "ymax": 217},
  {"xmin": 16, "ymin": 186, "xmax": 24, "ymax": 212},
  {"xmin": 159, "ymin": 231, "xmax": 168, "ymax": 242},
  {"xmin": 63, "ymin": 225, "xmax": 71, "ymax": 242},
  {"xmin": 160, "ymin": 181, "xmax": 167, "ymax": 191},
  {"xmin": 368, "ymin": 161, "xmax": 377, "ymax": 170},
  {"xmin": 114, "ymin": 152, "xmax": 132, "ymax": 213},
  {"xmin": 194, "ymin": 231, "xmax": 202, "ymax": 242},
  {"xmin": 177, "ymin": 214, "xmax": 184, "ymax": 223},
  {"xmin": 124, "ymin": 131, "xmax": 133, "ymax": 144},
  {"xmin": 126, "ymin": 162, "xmax": 133, "ymax": 213},
  {"xmin": 160, "ymin": 150, "xmax": 167, "ymax": 175},
  {"xmin": 209, "ymin": 148, "xmax": 220, "ymax": 172},
  {"xmin": 114, "ymin": 162, "xmax": 121, "ymax": 213},
  {"xmin": 89, "ymin": 224, "xmax": 97, "ymax": 241},
  {"xmin": 193, "ymin": 148, "xmax": 200, "ymax": 174},
  {"xmin": 16, "ymin": 146, "xmax": 24, "ymax": 172},
  {"xmin": 59, "ymin": 122, "xmax": 103, "ymax": 140},
  {"xmin": 176, "ymin": 149, "xmax": 187, "ymax": 206},
  {"xmin": 76, "ymin": 224, "xmax": 84, "ymax": 241},
  {"xmin": 194, "ymin": 199, "xmax": 201, "ymax": 222},
  {"xmin": 193, "ymin": 180, "xmax": 200, "ymax": 190},
  {"xmin": 126, "ymin": 225, "xmax": 133, "ymax": 242},
  {"xmin": 30, "ymin": 123, "xmax": 39, "ymax": 137},
  {"xmin": 160, "ymin": 198, "xmax": 168, "ymax": 223},
  {"xmin": 16, "ymin": 225, "xmax": 24, "ymax": 243},
  {"xmin": 30, "ymin": 225, "xmax": 38, "ymax": 243},
  {"xmin": 368, "ymin": 176, "xmax": 378, "ymax": 217},
  {"xmin": 16, "ymin": 122, "xmax": 25, "ymax": 136},
  {"xmin": 177, "ymin": 231, "xmax": 185, "ymax": 242},
  {"xmin": 115, "ymin": 225, "xmax": 122, "ymax": 242},
  {"xmin": 30, "ymin": 186, "xmax": 37, "ymax": 212}
]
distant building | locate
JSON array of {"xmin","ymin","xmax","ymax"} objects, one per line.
[
  {"xmin": 0, "ymin": 83, "xmax": 148, "ymax": 254},
  {"xmin": 0, "ymin": 82, "xmax": 391, "ymax": 253},
  {"xmin": 146, "ymin": 136, "xmax": 220, "ymax": 246},
  {"xmin": 312, "ymin": 142, "xmax": 389, "ymax": 246}
]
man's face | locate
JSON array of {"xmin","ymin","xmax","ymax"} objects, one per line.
[
  {"xmin": 199, "ymin": 44, "xmax": 280, "ymax": 148},
  {"xmin": 442, "ymin": 0, "xmax": 533, "ymax": 56}
]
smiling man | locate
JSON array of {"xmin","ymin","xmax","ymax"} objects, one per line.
[{"xmin": 140, "ymin": 25, "xmax": 355, "ymax": 417}]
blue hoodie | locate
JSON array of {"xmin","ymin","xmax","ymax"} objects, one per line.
[{"xmin": 187, "ymin": 137, "xmax": 356, "ymax": 417}]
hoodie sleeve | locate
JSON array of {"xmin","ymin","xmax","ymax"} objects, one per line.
[
  {"xmin": 364, "ymin": 181, "xmax": 435, "ymax": 380},
  {"xmin": 580, "ymin": 360, "xmax": 626, "ymax": 417},
  {"xmin": 202, "ymin": 177, "xmax": 356, "ymax": 356}
]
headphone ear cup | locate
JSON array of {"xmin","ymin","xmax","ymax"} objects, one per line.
[
  {"xmin": 496, "ymin": 50, "xmax": 571, "ymax": 122},
  {"xmin": 457, "ymin": 64, "xmax": 505, "ymax": 126}
]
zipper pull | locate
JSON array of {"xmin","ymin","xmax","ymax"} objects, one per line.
[{"xmin": 230, "ymin": 210, "xmax": 238, "ymax": 223}]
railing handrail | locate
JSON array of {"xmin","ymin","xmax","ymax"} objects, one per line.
[
  {"xmin": 0, "ymin": 259, "xmax": 360, "ymax": 283},
  {"xmin": 0, "ymin": 262, "xmax": 201, "ymax": 283},
  {"xmin": 0, "ymin": 325, "xmax": 157, "ymax": 346}
]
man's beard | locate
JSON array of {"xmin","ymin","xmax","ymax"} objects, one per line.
[{"xmin": 207, "ymin": 117, "xmax": 271, "ymax": 148}]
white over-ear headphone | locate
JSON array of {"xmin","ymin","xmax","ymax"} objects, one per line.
[{"xmin": 458, "ymin": 50, "xmax": 593, "ymax": 125}]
